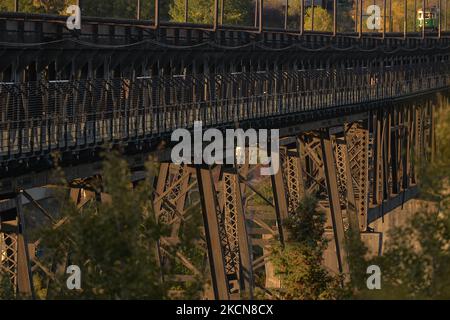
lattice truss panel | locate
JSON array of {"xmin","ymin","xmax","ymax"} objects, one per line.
[
  {"xmin": 203, "ymin": 167, "xmax": 239, "ymax": 291},
  {"xmin": 0, "ymin": 231, "xmax": 18, "ymax": 287},
  {"xmin": 410, "ymin": 104, "xmax": 432, "ymax": 185},
  {"xmin": 239, "ymin": 162, "xmax": 280, "ymax": 295},
  {"xmin": 222, "ymin": 172, "xmax": 241, "ymax": 281},
  {"xmin": 0, "ymin": 103, "xmax": 437, "ymax": 300},
  {"xmin": 333, "ymin": 133, "xmax": 352, "ymax": 231},
  {"xmin": 24, "ymin": 187, "xmax": 98, "ymax": 297},
  {"xmin": 284, "ymin": 150, "xmax": 305, "ymax": 214},
  {"xmin": 153, "ymin": 164, "xmax": 206, "ymax": 286},
  {"xmin": 344, "ymin": 122, "xmax": 369, "ymax": 231},
  {"xmin": 297, "ymin": 133, "xmax": 329, "ymax": 212},
  {"xmin": 291, "ymin": 131, "xmax": 348, "ymax": 273}
]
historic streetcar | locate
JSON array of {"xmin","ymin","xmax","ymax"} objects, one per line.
[{"xmin": 417, "ymin": 7, "xmax": 440, "ymax": 30}]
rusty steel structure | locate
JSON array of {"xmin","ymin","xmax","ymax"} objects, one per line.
[{"xmin": 0, "ymin": 8, "xmax": 449, "ymax": 299}]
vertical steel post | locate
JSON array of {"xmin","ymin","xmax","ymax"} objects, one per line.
[
  {"xmin": 15, "ymin": 191, "xmax": 35, "ymax": 298},
  {"xmin": 196, "ymin": 167, "xmax": 230, "ymax": 300},
  {"xmin": 259, "ymin": 0, "xmax": 264, "ymax": 33},
  {"xmin": 383, "ymin": 0, "xmax": 387, "ymax": 37},
  {"xmin": 414, "ymin": 0, "xmax": 417, "ymax": 31},
  {"xmin": 14, "ymin": 0, "xmax": 19, "ymax": 12},
  {"xmin": 185, "ymin": 0, "xmax": 189, "ymax": 23},
  {"xmin": 422, "ymin": 0, "xmax": 426, "ymax": 38},
  {"xmin": 445, "ymin": 0, "xmax": 448, "ymax": 31},
  {"xmin": 284, "ymin": 0, "xmax": 289, "ymax": 30},
  {"xmin": 214, "ymin": 0, "xmax": 219, "ymax": 29},
  {"xmin": 359, "ymin": 0, "xmax": 363, "ymax": 36},
  {"xmin": 389, "ymin": 0, "xmax": 393, "ymax": 32},
  {"xmin": 375, "ymin": 112, "xmax": 384, "ymax": 204},
  {"xmin": 220, "ymin": 0, "xmax": 224, "ymax": 25},
  {"xmin": 333, "ymin": 0, "xmax": 337, "ymax": 35},
  {"xmin": 430, "ymin": 103, "xmax": 436, "ymax": 162},
  {"xmin": 254, "ymin": 0, "xmax": 258, "ymax": 27},
  {"xmin": 321, "ymin": 130, "xmax": 349, "ymax": 275},
  {"xmin": 271, "ymin": 162, "xmax": 289, "ymax": 244},
  {"xmin": 439, "ymin": 0, "xmax": 442, "ymax": 38},
  {"xmin": 403, "ymin": 108, "xmax": 411, "ymax": 190},
  {"xmin": 155, "ymin": 0, "xmax": 160, "ymax": 28},
  {"xmin": 300, "ymin": 0, "xmax": 305, "ymax": 35},
  {"xmin": 137, "ymin": 0, "xmax": 141, "ymax": 20},
  {"xmin": 404, "ymin": 0, "xmax": 408, "ymax": 38},
  {"xmin": 232, "ymin": 170, "xmax": 254, "ymax": 298}
]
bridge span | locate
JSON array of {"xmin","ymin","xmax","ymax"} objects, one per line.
[{"xmin": 0, "ymin": 9, "xmax": 449, "ymax": 299}]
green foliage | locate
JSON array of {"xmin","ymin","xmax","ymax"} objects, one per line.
[
  {"xmin": 81, "ymin": 0, "xmax": 170, "ymax": 20},
  {"xmin": 0, "ymin": 0, "xmax": 75, "ymax": 14},
  {"xmin": 345, "ymin": 228, "xmax": 369, "ymax": 293},
  {"xmin": 374, "ymin": 209, "xmax": 450, "ymax": 299},
  {"xmin": 81, "ymin": 0, "xmax": 137, "ymax": 18},
  {"xmin": 38, "ymin": 151, "xmax": 166, "ymax": 299},
  {"xmin": 0, "ymin": 0, "xmax": 14, "ymax": 11},
  {"xmin": 347, "ymin": 101, "xmax": 450, "ymax": 299},
  {"xmin": 346, "ymin": 203, "xmax": 450, "ymax": 300},
  {"xmin": 270, "ymin": 196, "xmax": 347, "ymax": 300},
  {"xmin": 337, "ymin": 0, "xmax": 354, "ymax": 32},
  {"xmin": 0, "ymin": 0, "xmax": 170, "ymax": 19},
  {"xmin": 284, "ymin": 196, "xmax": 327, "ymax": 248},
  {"xmin": 169, "ymin": 0, "xmax": 252, "ymax": 25},
  {"xmin": 167, "ymin": 205, "xmax": 208, "ymax": 300},
  {"xmin": 371, "ymin": 103, "xmax": 450, "ymax": 299},
  {"xmin": 304, "ymin": 7, "xmax": 333, "ymax": 32},
  {"xmin": 0, "ymin": 273, "xmax": 15, "ymax": 300}
]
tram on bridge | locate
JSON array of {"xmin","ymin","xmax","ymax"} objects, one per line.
[{"xmin": 417, "ymin": 7, "xmax": 440, "ymax": 30}]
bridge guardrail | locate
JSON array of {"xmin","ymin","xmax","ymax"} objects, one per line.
[{"xmin": 0, "ymin": 68, "xmax": 449, "ymax": 163}]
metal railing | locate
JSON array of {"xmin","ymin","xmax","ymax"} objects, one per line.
[
  {"xmin": 0, "ymin": 65, "xmax": 449, "ymax": 161},
  {"xmin": 2, "ymin": 0, "xmax": 450, "ymax": 38}
]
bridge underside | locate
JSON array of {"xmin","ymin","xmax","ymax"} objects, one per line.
[
  {"xmin": 0, "ymin": 93, "xmax": 444, "ymax": 299},
  {"xmin": 0, "ymin": 13, "xmax": 449, "ymax": 299}
]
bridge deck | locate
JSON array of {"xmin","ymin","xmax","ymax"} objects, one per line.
[
  {"xmin": 0, "ymin": 67, "xmax": 449, "ymax": 178},
  {"xmin": 1, "ymin": 12, "xmax": 450, "ymax": 53}
]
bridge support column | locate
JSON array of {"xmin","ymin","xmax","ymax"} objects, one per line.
[
  {"xmin": 0, "ymin": 191, "xmax": 34, "ymax": 298},
  {"xmin": 196, "ymin": 166, "xmax": 230, "ymax": 300},
  {"xmin": 344, "ymin": 121, "xmax": 369, "ymax": 231},
  {"xmin": 321, "ymin": 130, "xmax": 349, "ymax": 275},
  {"xmin": 153, "ymin": 164, "xmax": 208, "ymax": 297},
  {"xmin": 196, "ymin": 164, "xmax": 254, "ymax": 300},
  {"xmin": 284, "ymin": 130, "xmax": 349, "ymax": 275}
]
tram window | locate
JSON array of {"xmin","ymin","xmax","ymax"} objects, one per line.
[
  {"xmin": 418, "ymin": 12, "xmax": 423, "ymax": 19},
  {"xmin": 424, "ymin": 13, "xmax": 432, "ymax": 19}
]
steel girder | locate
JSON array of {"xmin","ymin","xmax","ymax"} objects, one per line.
[{"xmin": 0, "ymin": 100, "xmax": 439, "ymax": 300}]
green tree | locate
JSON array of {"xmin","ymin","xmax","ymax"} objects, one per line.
[
  {"xmin": 0, "ymin": 0, "xmax": 74, "ymax": 14},
  {"xmin": 0, "ymin": 273, "xmax": 15, "ymax": 300},
  {"xmin": 347, "ymin": 100, "xmax": 450, "ymax": 299},
  {"xmin": 304, "ymin": 7, "xmax": 333, "ymax": 32},
  {"xmin": 372, "ymin": 104, "xmax": 450, "ymax": 299},
  {"xmin": 169, "ymin": 0, "xmax": 252, "ymax": 25},
  {"xmin": 36, "ymin": 151, "xmax": 167, "ymax": 299},
  {"xmin": 337, "ymin": 0, "xmax": 354, "ymax": 32},
  {"xmin": 270, "ymin": 196, "xmax": 347, "ymax": 300},
  {"xmin": 0, "ymin": 0, "xmax": 14, "ymax": 11},
  {"xmin": 82, "ymin": 0, "xmax": 137, "ymax": 19},
  {"xmin": 1, "ymin": 151, "xmax": 206, "ymax": 300}
]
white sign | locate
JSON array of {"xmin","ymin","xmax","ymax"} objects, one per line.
[{"xmin": 66, "ymin": 5, "xmax": 81, "ymax": 30}]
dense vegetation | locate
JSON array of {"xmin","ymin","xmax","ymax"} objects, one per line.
[
  {"xmin": 2, "ymin": 0, "xmax": 447, "ymax": 31},
  {"xmin": 270, "ymin": 98, "xmax": 450, "ymax": 300},
  {"xmin": 0, "ymin": 152, "xmax": 206, "ymax": 300}
]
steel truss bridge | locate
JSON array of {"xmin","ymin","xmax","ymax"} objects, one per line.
[{"xmin": 0, "ymin": 8, "xmax": 450, "ymax": 299}]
